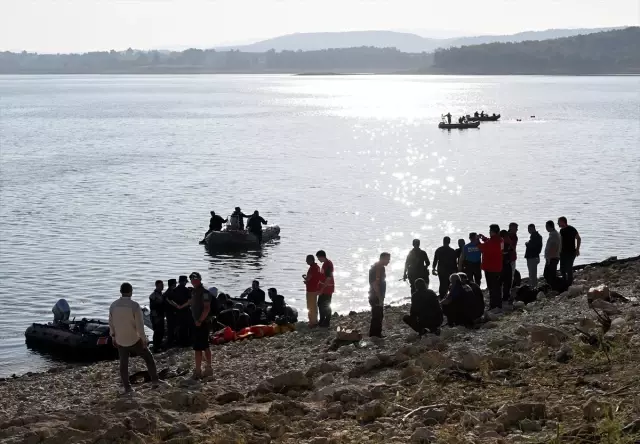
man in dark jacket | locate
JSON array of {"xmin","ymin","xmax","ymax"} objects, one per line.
[
  {"xmin": 200, "ymin": 211, "xmax": 228, "ymax": 243},
  {"xmin": 524, "ymin": 224, "xmax": 543, "ymax": 288},
  {"xmin": 403, "ymin": 239, "xmax": 430, "ymax": 294},
  {"xmin": 402, "ymin": 278, "xmax": 442, "ymax": 335},
  {"xmin": 246, "ymin": 211, "xmax": 268, "ymax": 244},
  {"xmin": 149, "ymin": 280, "xmax": 165, "ymax": 352},
  {"xmin": 441, "ymin": 273, "xmax": 479, "ymax": 327},
  {"xmin": 246, "ymin": 280, "xmax": 266, "ymax": 307},
  {"xmin": 432, "ymin": 237, "xmax": 458, "ymax": 300},
  {"xmin": 163, "ymin": 279, "xmax": 178, "ymax": 346}
]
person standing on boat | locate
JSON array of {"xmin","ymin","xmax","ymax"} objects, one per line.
[
  {"xmin": 369, "ymin": 252, "xmax": 391, "ymax": 338},
  {"xmin": 149, "ymin": 280, "xmax": 165, "ymax": 352},
  {"xmin": 403, "ymin": 239, "xmax": 430, "ymax": 294},
  {"xmin": 444, "ymin": 112, "xmax": 452, "ymax": 124},
  {"xmin": 247, "ymin": 210, "xmax": 268, "ymax": 244},
  {"xmin": 432, "ymin": 237, "xmax": 458, "ymax": 300},
  {"xmin": 558, "ymin": 216, "xmax": 581, "ymax": 286},
  {"xmin": 316, "ymin": 250, "xmax": 335, "ymax": 328},
  {"xmin": 109, "ymin": 282, "xmax": 162, "ymax": 394},
  {"xmin": 230, "ymin": 207, "xmax": 249, "ymax": 231},
  {"xmin": 200, "ymin": 211, "xmax": 228, "ymax": 243}
]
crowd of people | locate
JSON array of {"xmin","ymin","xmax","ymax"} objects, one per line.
[
  {"xmin": 199, "ymin": 207, "xmax": 268, "ymax": 244},
  {"xmin": 109, "ymin": 216, "xmax": 580, "ymax": 393}
]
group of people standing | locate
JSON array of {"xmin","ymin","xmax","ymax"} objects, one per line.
[{"xmin": 303, "ymin": 250, "xmax": 335, "ymax": 328}]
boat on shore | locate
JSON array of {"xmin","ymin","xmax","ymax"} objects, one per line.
[
  {"xmin": 438, "ymin": 121, "xmax": 481, "ymax": 130},
  {"xmin": 467, "ymin": 113, "xmax": 501, "ymax": 122},
  {"xmin": 202, "ymin": 225, "xmax": 281, "ymax": 250}
]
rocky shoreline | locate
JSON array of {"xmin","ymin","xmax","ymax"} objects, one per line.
[{"xmin": 1, "ymin": 256, "xmax": 639, "ymax": 444}]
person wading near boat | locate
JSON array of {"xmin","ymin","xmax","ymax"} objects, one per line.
[
  {"xmin": 369, "ymin": 252, "xmax": 391, "ymax": 338},
  {"xmin": 403, "ymin": 239, "xmax": 430, "ymax": 294},
  {"xmin": 558, "ymin": 216, "xmax": 581, "ymax": 286},
  {"xmin": 459, "ymin": 233, "xmax": 482, "ymax": 285},
  {"xmin": 316, "ymin": 250, "xmax": 335, "ymax": 328},
  {"xmin": 508, "ymin": 222, "xmax": 519, "ymax": 283},
  {"xmin": 432, "ymin": 237, "xmax": 458, "ymax": 300},
  {"xmin": 109, "ymin": 282, "xmax": 161, "ymax": 395},
  {"xmin": 149, "ymin": 280, "xmax": 165, "ymax": 352},
  {"xmin": 303, "ymin": 254, "xmax": 322, "ymax": 327},
  {"xmin": 478, "ymin": 225, "xmax": 503, "ymax": 309},
  {"xmin": 524, "ymin": 224, "xmax": 543, "ymax": 288},
  {"xmin": 544, "ymin": 220, "xmax": 562, "ymax": 290},
  {"xmin": 247, "ymin": 210, "xmax": 268, "ymax": 244},
  {"xmin": 189, "ymin": 272, "xmax": 213, "ymax": 379}
]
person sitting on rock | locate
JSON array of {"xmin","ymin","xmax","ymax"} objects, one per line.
[
  {"xmin": 441, "ymin": 273, "xmax": 478, "ymax": 328},
  {"xmin": 266, "ymin": 288, "xmax": 298, "ymax": 324},
  {"xmin": 402, "ymin": 278, "xmax": 443, "ymax": 336}
]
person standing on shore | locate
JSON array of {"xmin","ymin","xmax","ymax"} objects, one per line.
[
  {"xmin": 558, "ymin": 216, "xmax": 581, "ymax": 286},
  {"xmin": 164, "ymin": 279, "xmax": 177, "ymax": 346},
  {"xmin": 189, "ymin": 272, "xmax": 213, "ymax": 379},
  {"xmin": 303, "ymin": 254, "xmax": 322, "ymax": 327},
  {"xmin": 316, "ymin": 250, "xmax": 335, "ymax": 328},
  {"xmin": 172, "ymin": 276, "xmax": 193, "ymax": 346},
  {"xmin": 478, "ymin": 225, "xmax": 503, "ymax": 309},
  {"xmin": 109, "ymin": 282, "xmax": 160, "ymax": 394},
  {"xmin": 459, "ymin": 233, "xmax": 482, "ymax": 285},
  {"xmin": 432, "ymin": 237, "xmax": 458, "ymax": 300},
  {"xmin": 455, "ymin": 238, "xmax": 465, "ymax": 271},
  {"xmin": 403, "ymin": 239, "xmax": 430, "ymax": 294},
  {"xmin": 524, "ymin": 224, "xmax": 543, "ymax": 288},
  {"xmin": 500, "ymin": 230, "xmax": 514, "ymax": 302},
  {"xmin": 544, "ymin": 220, "xmax": 562, "ymax": 290},
  {"xmin": 508, "ymin": 223, "xmax": 519, "ymax": 282},
  {"xmin": 149, "ymin": 280, "xmax": 165, "ymax": 352},
  {"xmin": 369, "ymin": 252, "xmax": 391, "ymax": 338}
]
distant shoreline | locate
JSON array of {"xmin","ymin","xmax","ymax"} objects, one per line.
[{"xmin": 1, "ymin": 72, "xmax": 639, "ymax": 76}]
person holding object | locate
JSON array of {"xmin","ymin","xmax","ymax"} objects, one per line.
[
  {"xmin": 369, "ymin": 252, "xmax": 391, "ymax": 338},
  {"xmin": 109, "ymin": 282, "xmax": 161, "ymax": 395},
  {"xmin": 189, "ymin": 272, "xmax": 213, "ymax": 379}
]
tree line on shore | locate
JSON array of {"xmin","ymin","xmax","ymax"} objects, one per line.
[{"xmin": 1, "ymin": 27, "xmax": 637, "ymax": 75}]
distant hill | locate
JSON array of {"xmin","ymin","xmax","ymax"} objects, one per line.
[
  {"xmin": 430, "ymin": 27, "xmax": 640, "ymax": 75},
  {"xmin": 217, "ymin": 27, "xmax": 622, "ymax": 53}
]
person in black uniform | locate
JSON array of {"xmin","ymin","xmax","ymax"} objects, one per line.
[
  {"xmin": 246, "ymin": 280, "xmax": 265, "ymax": 306},
  {"xmin": 402, "ymin": 278, "xmax": 442, "ymax": 336},
  {"xmin": 246, "ymin": 211, "xmax": 268, "ymax": 244},
  {"xmin": 432, "ymin": 237, "xmax": 458, "ymax": 300},
  {"xmin": 403, "ymin": 239, "xmax": 430, "ymax": 294},
  {"xmin": 231, "ymin": 207, "xmax": 250, "ymax": 230},
  {"xmin": 149, "ymin": 280, "xmax": 165, "ymax": 352},
  {"xmin": 172, "ymin": 275, "xmax": 193, "ymax": 346},
  {"xmin": 200, "ymin": 211, "xmax": 228, "ymax": 243},
  {"xmin": 163, "ymin": 279, "xmax": 177, "ymax": 346},
  {"xmin": 441, "ymin": 273, "xmax": 478, "ymax": 327}
]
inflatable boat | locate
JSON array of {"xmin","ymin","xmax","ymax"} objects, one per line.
[
  {"xmin": 25, "ymin": 299, "xmax": 117, "ymax": 360},
  {"xmin": 467, "ymin": 114, "xmax": 500, "ymax": 122},
  {"xmin": 438, "ymin": 121, "xmax": 481, "ymax": 129},
  {"xmin": 203, "ymin": 225, "xmax": 281, "ymax": 250}
]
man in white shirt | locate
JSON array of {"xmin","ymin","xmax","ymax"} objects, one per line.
[{"xmin": 109, "ymin": 282, "xmax": 160, "ymax": 394}]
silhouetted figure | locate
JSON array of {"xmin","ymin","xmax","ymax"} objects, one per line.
[
  {"xmin": 478, "ymin": 225, "xmax": 503, "ymax": 309},
  {"xmin": 149, "ymin": 280, "xmax": 165, "ymax": 352},
  {"xmin": 558, "ymin": 216, "xmax": 581, "ymax": 286},
  {"xmin": 403, "ymin": 239, "xmax": 430, "ymax": 294},
  {"xmin": 445, "ymin": 112, "xmax": 452, "ymax": 124},
  {"xmin": 163, "ymin": 279, "xmax": 178, "ymax": 346},
  {"xmin": 501, "ymin": 230, "xmax": 514, "ymax": 302},
  {"xmin": 433, "ymin": 237, "xmax": 458, "ymax": 299},
  {"xmin": 441, "ymin": 273, "xmax": 480, "ymax": 327},
  {"xmin": 369, "ymin": 253, "xmax": 391, "ymax": 338},
  {"xmin": 403, "ymin": 278, "xmax": 443, "ymax": 336},
  {"xmin": 247, "ymin": 210, "xmax": 268, "ymax": 244},
  {"xmin": 460, "ymin": 233, "xmax": 482, "ymax": 285},
  {"xmin": 229, "ymin": 207, "xmax": 249, "ymax": 230}
]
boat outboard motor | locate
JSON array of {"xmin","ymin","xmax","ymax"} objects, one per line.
[{"xmin": 52, "ymin": 299, "xmax": 71, "ymax": 323}]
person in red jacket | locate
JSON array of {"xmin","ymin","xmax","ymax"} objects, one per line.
[
  {"xmin": 478, "ymin": 224, "xmax": 504, "ymax": 309},
  {"xmin": 303, "ymin": 254, "xmax": 322, "ymax": 327},
  {"xmin": 316, "ymin": 250, "xmax": 335, "ymax": 328}
]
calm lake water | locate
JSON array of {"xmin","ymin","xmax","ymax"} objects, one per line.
[{"xmin": 1, "ymin": 75, "xmax": 639, "ymax": 377}]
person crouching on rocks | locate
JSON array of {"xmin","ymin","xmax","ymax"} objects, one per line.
[
  {"xmin": 403, "ymin": 278, "xmax": 443, "ymax": 336},
  {"xmin": 369, "ymin": 252, "xmax": 391, "ymax": 338},
  {"xmin": 109, "ymin": 282, "xmax": 163, "ymax": 395},
  {"xmin": 441, "ymin": 273, "xmax": 479, "ymax": 328},
  {"xmin": 189, "ymin": 272, "xmax": 213, "ymax": 379}
]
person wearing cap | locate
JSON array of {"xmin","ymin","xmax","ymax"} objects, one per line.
[
  {"xmin": 149, "ymin": 280, "xmax": 165, "ymax": 352},
  {"xmin": 200, "ymin": 211, "xmax": 228, "ymax": 243},
  {"xmin": 164, "ymin": 279, "xmax": 178, "ymax": 346},
  {"xmin": 109, "ymin": 282, "xmax": 161, "ymax": 394},
  {"xmin": 246, "ymin": 210, "xmax": 268, "ymax": 244},
  {"xmin": 189, "ymin": 272, "xmax": 213, "ymax": 378}
]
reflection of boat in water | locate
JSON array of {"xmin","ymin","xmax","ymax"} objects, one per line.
[
  {"xmin": 25, "ymin": 299, "xmax": 118, "ymax": 360},
  {"xmin": 467, "ymin": 113, "xmax": 500, "ymax": 122},
  {"xmin": 438, "ymin": 121, "xmax": 481, "ymax": 130},
  {"xmin": 203, "ymin": 225, "xmax": 281, "ymax": 250}
]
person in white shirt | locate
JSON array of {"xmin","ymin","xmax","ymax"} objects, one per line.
[{"xmin": 109, "ymin": 282, "xmax": 160, "ymax": 394}]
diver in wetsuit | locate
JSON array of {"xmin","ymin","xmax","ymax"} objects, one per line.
[
  {"xmin": 403, "ymin": 239, "xmax": 430, "ymax": 294},
  {"xmin": 246, "ymin": 211, "xmax": 268, "ymax": 244}
]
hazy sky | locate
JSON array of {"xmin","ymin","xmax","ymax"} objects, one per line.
[{"xmin": 1, "ymin": 0, "xmax": 638, "ymax": 53}]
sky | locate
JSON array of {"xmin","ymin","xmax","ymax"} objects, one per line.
[{"xmin": 1, "ymin": 0, "xmax": 638, "ymax": 53}]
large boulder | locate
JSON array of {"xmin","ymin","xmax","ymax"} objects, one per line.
[
  {"xmin": 587, "ymin": 284, "xmax": 610, "ymax": 302},
  {"xmin": 356, "ymin": 401, "xmax": 385, "ymax": 423},
  {"xmin": 582, "ymin": 398, "xmax": 612, "ymax": 420},
  {"xmin": 417, "ymin": 351, "xmax": 454, "ymax": 370},
  {"xmin": 165, "ymin": 390, "xmax": 209, "ymax": 412},
  {"xmin": 528, "ymin": 325, "xmax": 569, "ymax": 347},
  {"xmin": 411, "ymin": 427, "xmax": 436, "ymax": 443},
  {"xmin": 590, "ymin": 299, "xmax": 622, "ymax": 316},
  {"xmin": 257, "ymin": 370, "xmax": 311, "ymax": 393},
  {"xmin": 305, "ymin": 362, "xmax": 343, "ymax": 378},
  {"xmin": 68, "ymin": 413, "xmax": 106, "ymax": 431},
  {"xmin": 496, "ymin": 403, "xmax": 546, "ymax": 427},
  {"xmin": 461, "ymin": 351, "xmax": 483, "ymax": 371}
]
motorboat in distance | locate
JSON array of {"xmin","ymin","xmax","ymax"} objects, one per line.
[
  {"xmin": 467, "ymin": 113, "xmax": 501, "ymax": 122},
  {"xmin": 438, "ymin": 121, "xmax": 481, "ymax": 130}
]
